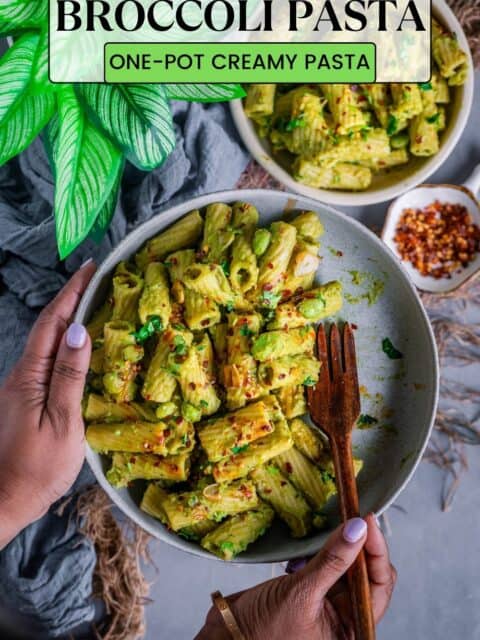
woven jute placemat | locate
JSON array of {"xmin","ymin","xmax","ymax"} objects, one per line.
[{"xmin": 81, "ymin": 4, "xmax": 480, "ymax": 638}]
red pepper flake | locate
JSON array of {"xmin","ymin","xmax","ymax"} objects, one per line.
[
  {"xmin": 394, "ymin": 200, "xmax": 480, "ymax": 279},
  {"xmin": 245, "ymin": 392, "xmax": 252, "ymax": 399},
  {"xmin": 336, "ymin": 250, "xmax": 343, "ymax": 257},
  {"xmin": 267, "ymin": 262, "xmax": 274, "ymax": 269},
  {"xmin": 351, "ymin": 323, "xmax": 358, "ymax": 330},
  {"xmin": 263, "ymin": 283, "xmax": 273, "ymax": 291},
  {"xmin": 154, "ymin": 460, "xmax": 161, "ymax": 467},
  {"xmin": 261, "ymin": 424, "xmax": 272, "ymax": 432},
  {"xmin": 278, "ymin": 373, "xmax": 286, "ymax": 380},
  {"xmin": 280, "ymin": 481, "xmax": 287, "ymax": 487},
  {"xmin": 189, "ymin": 382, "xmax": 196, "ymax": 390},
  {"xmin": 129, "ymin": 456, "xmax": 136, "ymax": 464},
  {"xmin": 175, "ymin": 417, "xmax": 183, "ymax": 425},
  {"xmin": 201, "ymin": 319, "xmax": 210, "ymax": 327},
  {"xmin": 227, "ymin": 328, "xmax": 234, "ymax": 336},
  {"xmin": 285, "ymin": 462, "xmax": 293, "ymax": 474},
  {"xmin": 171, "ymin": 257, "xmax": 178, "ymax": 265}
]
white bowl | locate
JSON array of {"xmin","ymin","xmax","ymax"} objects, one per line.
[
  {"xmin": 230, "ymin": 0, "xmax": 474, "ymax": 207},
  {"xmin": 76, "ymin": 189, "xmax": 439, "ymax": 563}
]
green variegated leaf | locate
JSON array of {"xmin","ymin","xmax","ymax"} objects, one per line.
[
  {"xmin": 0, "ymin": 89, "xmax": 54, "ymax": 166},
  {"xmin": 88, "ymin": 160, "xmax": 123, "ymax": 244},
  {"xmin": 165, "ymin": 84, "xmax": 246, "ymax": 103},
  {"xmin": 47, "ymin": 88, "xmax": 123, "ymax": 260},
  {"xmin": 0, "ymin": 0, "xmax": 47, "ymax": 35},
  {"xmin": 0, "ymin": 32, "xmax": 40, "ymax": 126},
  {"xmin": 30, "ymin": 27, "xmax": 50, "ymax": 94},
  {"xmin": 77, "ymin": 84, "xmax": 175, "ymax": 170}
]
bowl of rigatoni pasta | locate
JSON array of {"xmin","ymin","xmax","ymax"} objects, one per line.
[
  {"xmin": 230, "ymin": 1, "xmax": 474, "ymax": 207},
  {"xmin": 76, "ymin": 189, "xmax": 438, "ymax": 563}
]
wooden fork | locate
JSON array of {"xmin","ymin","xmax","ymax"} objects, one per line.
[{"xmin": 307, "ymin": 323, "xmax": 375, "ymax": 640}]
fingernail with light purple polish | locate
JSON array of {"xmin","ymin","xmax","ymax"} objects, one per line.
[
  {"xmin": 66, "ymin": 323, "xmax": 87, "ymax": 349},
  {"xmin": 285, "ymin": 557, "xmax": 309, "ymax": 574},
  {"xmin": 343, "ymin": 518, "xmax": 367, "ymax": 543}
]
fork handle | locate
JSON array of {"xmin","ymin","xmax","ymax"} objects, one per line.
[{"xmin": 330, "ymin": 434, "xmax": 376, "ymax": 640}]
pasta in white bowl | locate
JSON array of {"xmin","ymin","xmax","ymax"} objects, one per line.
[
  {"xmin": 230, "ymin": 1, "xmax": 474, "ymax": 206},
  {"xmin": 76, "ymin": 189, "xmax": 439, "ymax": 563}
]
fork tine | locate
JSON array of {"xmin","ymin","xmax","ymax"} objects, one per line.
[
  {"xmin": 306, "ymin": 324, "xmax": 329, "ymax": 414},
  {"xmin": 343, "ymin": 322, "xmax": 361, "ymax": 413},
  {"xmin": 329, "ymin": 324, "xmax": 343, "ymax": 380}
]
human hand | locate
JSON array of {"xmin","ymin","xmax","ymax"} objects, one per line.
[
  {"xmin": 0, "ymin": 261, "xmax": 96, "ymax": 549},
  {"xmin": 196, "ymin": 514, "xmax": 396, "ymax": 640}
]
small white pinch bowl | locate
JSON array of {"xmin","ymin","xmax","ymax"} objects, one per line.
[{"xmin": 382, "ymin": 164, "xmax": 480, "ymax": 293}]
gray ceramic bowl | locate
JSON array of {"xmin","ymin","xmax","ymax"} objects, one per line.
[{"xmin": 76, "ymin": 189, "xmax": 439, "ymax": 563}]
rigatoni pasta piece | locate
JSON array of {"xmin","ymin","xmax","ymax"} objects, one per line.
[
  {"xmin": 142, "ymin": 326, "xmax": 193, "ymax": 403},
  {"xmin": 198, "ymin": 401, "xmax": 274, "ymax": 462},
  {"xmin": 432, "ymin": 19, "xmax": 468, "ymax": 85},
  {"xmin": 184, "ymin": 289, "xmax": 221, "ymax": 331},
  {"xmin": 252, "ymin": 326, "xmax": 315, "ymax": 361},
  {"xmin": 290, "ymin": 211, "xmax": 324, "ymax": 243},
  {"xmin": 86, "ymin": 418, "xmax": 194, "ymax": 456},
  {"xmin": 268, "ymin": 281, "xmax": 343, "ymax": 330},
  {"xmin": 316, "ymin": 129, "xmax": 391, "ymax": 165},
  {"xmin": 251, "ymin": 465, "xmax": 312, "ymax": 538},
  {"xmin": 106, "ymin": 452, "xmax": 190, "ymax": 487},
  {"xmin": 111, "ymin": 267, "xmax": 144, "ymax": 324},
  {"xmin": 409, "ymin": 109, "xmax": 441, "ymax": 157},
  {"xmin": 175, "ymin": 344, "xmax": 221, "ymax": 417},
  {"xmin": 138, "ymin": 262, "xmax": 171, "ymax": 327},
  {"xmin": 274, "ymin": 385, "xmax": 306, "ymax": 420},
  {"xmin": 432, "ymin": 72, "xmax": 450, "ymax": 103},
  {"xmin": 87, "ymin": 301, "xmax": 112, "ymax": 341},
  {"xmin": 294, "ymin": 161, "xmax": 372, "ymax": 191},
  {"xmin": 256, "ymin": 221, "xmax": 297, "ymax": 301},
  {"xmin": 244, "ymin": 84, "xmax": 276, "ymax": 121},
  {"xmin": 136, "ymin": 210, "xmax": 204, "ymax": 270},
  {"xmin": 360, "ymin": 148, "xmax": 409, "ymax": 171},
  {"xmin": 230, "ymin": 202, "xmax": 259, "ymax": 294},
  {"xmin": 201, "ymin": 202, "xmax": 235, "ymax": 263},
  {"xmin": 274, "ymin": 447, "xmax": 337, "ymax": 512},
  {"xmin": 213, "ymin": 414, "xmax": 293, "ymax": 482},
  {"xmin": 160, "ymin": 480, "xmax": 259, "ymax": 531},
  {"xmin": 361, "ymin": 84, "xmax": 390, "ymax": 127},
  {"xmin": 223, "ymin": 312, "xmax": 263, "ymax": 409},
  {"xmin": 200, "ymin": 503, "xmax": 274, "ymax": 560},
  {"xmin": 102, "ymin": 321, "xmax": 143, "ymax": 403},
  {"xmin": 89, "ymin": 347, "xmax": 104, "ymax": 374},
  {"xmin": 289, "ymin": 418, "xmax": 326, "ymax": 463},
  {"xmin": 258, "ymin": 355, "xmax": 320, "ymax": 391},
  {"xmin": 183, "ymin": 263, "xmax": 235, "ymax": 306},
  {"xmin": 282, "ymin": 91, "xmax": 330, "ymax": 156},
  {"xmin": 321, "ymin": 84, "xmax": 368, "ymax": 135},
  {"xmin": 83, "ymin": 393, "xmax": 144, "ymax": 423},
  {"xmin": 390, "ymin": 84, "xmax": 423, "ymax": 121}
]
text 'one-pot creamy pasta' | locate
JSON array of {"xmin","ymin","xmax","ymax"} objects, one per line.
[
  {"xmin": 84, "ymin": 202, "xmax": 361, "ymax": 560},
  {"xmin": 243, "ymin": 19, "xmax": 469, "ymax": 192}
]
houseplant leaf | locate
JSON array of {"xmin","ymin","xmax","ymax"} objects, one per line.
[
  {"xmin": 47, "ymin": 87, "xmax": 123, "ymax": 260},
  {"xmin": 77, "ymin": 84, "xmax": 175, "ymax": 171},
  {"xmin": 165, "ymin": 84, "xmax": 246, "ymax": 103},
  {"xmin": 0, "ymin": 0, "xmax": 47, "ymax": 35},
  {"xmin": 30, "ymin": 27, "xmax": 50, "ymax": 94},
  {"xmin": 0, "ymin": 32, "xmax": 40, "ymax": 126},
  {"xmin": 0, "ymin": 88, "xmax": 54, "ymax": 166},
  {"xmin": 88, "ymin": 160, "xmax": 123, "ymax": 244}
]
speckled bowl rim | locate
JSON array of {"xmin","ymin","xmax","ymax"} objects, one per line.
[{"xmin": 76, "ymin": 188, "xmax": 439, "ymax": 564}]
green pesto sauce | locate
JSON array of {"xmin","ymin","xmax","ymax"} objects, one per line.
[{"xmin": 344, "ymin": 270, "xmax": 385, "ymax": 306}]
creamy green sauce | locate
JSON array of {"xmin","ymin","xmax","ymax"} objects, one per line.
[{"xmin": 344, "ymin": 270, "xmax": 385, "ymax": 306}]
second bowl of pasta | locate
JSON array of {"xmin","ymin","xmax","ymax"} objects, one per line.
[{"xmin": 230, "ymin": 0, "xmax": 474, "ymax": 207}]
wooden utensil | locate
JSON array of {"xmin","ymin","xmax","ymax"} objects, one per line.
[{"xmin": 307, "ymin": 322, "xmax": 375, "ymax": 640}]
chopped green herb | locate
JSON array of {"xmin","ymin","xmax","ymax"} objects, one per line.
[
  {"xmin": 231, "ymin": 444, "xmax": 249, "ymax": 455},
  {"xmin": 199, "ymin": 400, "xmax": 209, "ymax": 408},
  {"xmin": 357, "ymin": 414, "xmax": 378, "ymax": 429},
  {"xmin": 187, "ymin": 495, "xmax": 199, "ymax": 507},
  {"xmin": 382, "ymin": 337, "xmax": 403, "ymax": 360},
  {"xmin": 266, "ymin": 465, "xmax": 280, "ymax": 476},
  {"xmin": 181, "ymin": 434, "xmax": 189, "ymax": 445},
  {"xmin": 163, "ymin": 260, "xmax": 172, "ymax": 268},
  {"xmin": 172, "ymin": 323, "xmax": 186, "ymax": 331},
  {"xmin": 173, "ymin": 334, "xmax": 188, "ymax": 356},
  {"xmin": 418, "ymin": 82, "xmax": 432, "ymax": 91},
  {"xmin": 212, "ymin": 511, "xmax": 227, "ymax": 522},
  {"xmin": 240, "ymin": 325, "xmax": 254, "ymax": 337},
  {"xmin": 261, "ymin": 290, "xmax": 282, "ymax": 308},
  {"xmin": 387, "ymin": 115, "xmax": 398, "ymax": 136},
  {"xmin": 285, "ymin": 115, "xmax": 306, "ymax": 132},
  {"xmin": 320, "ymin": 470, "xmax": 335, "ymax": 483},
  {"xmin": 224, "ymin": 301, "xmax": 235, "ymax": 313},
  {"xmin": 303, "ymin": 375, "xmax": 317, "ymax": 387},
  {"xmin": 220, "ymin": 260, "xmax": 230, "ymax": 277},
  {"xmin": 219, "ymin": 541, "xmax": 235, "ymax": 553},
  {"xmin": 196, "ymin": 343, "xmax": 206, "ymax": 351},
  {"xmin": 426, "ymin": 113, "xmax": 440, "ymax": 124},
  {"xmin": 131, "ymin": 315, "xmax": 163, "ymax": 343},
  {"xmin": 360, "ymin": 126, "xmax": 371, "ymax": 140}
]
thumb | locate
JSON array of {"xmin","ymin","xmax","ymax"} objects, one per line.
[
  {"xmin": 295, "ymin": 517, "xmax": 367, "ymax": 599},
  {"xmin": 47, "ymin": 322, "xmax": 91, "ymax": 432}
]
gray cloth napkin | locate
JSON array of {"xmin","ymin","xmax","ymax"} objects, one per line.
[{"xmin": 0, "ymin": 101, "xmax": 249, "ymax": 638}]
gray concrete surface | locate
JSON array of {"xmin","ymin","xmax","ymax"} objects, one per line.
[{"xmin": 142, "ymin": 74, "xmax": 480, "ymax": 639}]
